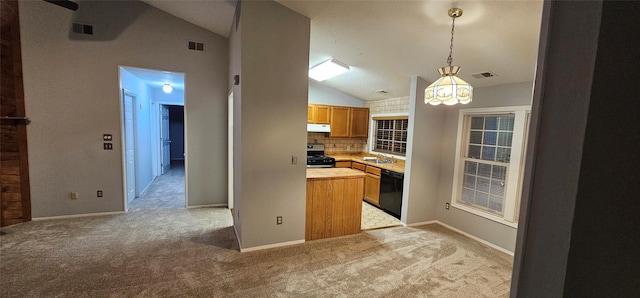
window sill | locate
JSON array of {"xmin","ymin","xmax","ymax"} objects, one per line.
[{"xmin": 451, "ymin": 203, "xmax": 518, "ymax": 229}]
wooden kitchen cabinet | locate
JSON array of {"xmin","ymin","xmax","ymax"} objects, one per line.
[
  {"xmin": 329, "ymin": 106, "xmax": 369, "ymax": 138},
  {"xmin": 307, "ymin": 104, "xmax": 330, "ymax": 124},
  {"xmin": 364, "ymin": 166, "xmax": 381, "ymax": 207},
  {"xmin": 306, "ymin": 171, "xmax": 364, "ymax": 241},
  {"xmin": 350, "ymin": 107, "xmax": 369, "ymax": 138},
  {"xmin": 351, "ymin": 161, "xmax": 366, "ymax": 171},
  {"xmin": 335, "ymin": 161, "xmax": 352, "ymax": 168},
  {"xmin": 329, "ymin": 106, "xmax": 350, "ymax": 137}
]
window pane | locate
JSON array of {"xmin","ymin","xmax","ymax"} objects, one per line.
[
  {"xmin": 481, "ymin": 146, "xmax": 496, "ymax": 161},
  {"xmin": 477, "ymin": 177, "xmax": 490, "ymax": 193},
  {"xmin": 469, "ymin": 131, "xmax": 483, "ymax": 144},
  {"xmin": 478, "ymin": 163, "xmax": 491, "ymax": 177},
  {"xmin": 471, "ymin": 117, "xmax": 484, "ymax": 129},
  {"xmin": 490, "ymin": 179, "xmax": 505, "ymax": 197},
  {"xmin": 498, "ymin": 132, "xmax": 513, "ymax": 146},
  {"xmin": 498, "ymin": 117, "xmax": 515, "ymax": 131},
  {"xmin": 492, "ymin": 165, "xmax": 507, "ymax": 180},
  {"xmin": 463, "ymin": 175, "xmax": 476, "ymax": 189},
  {"xmin": 485, "ymin": 117, "xmax": 498, "ymax": 130},
  {"xmin": 496, "ymin": 147, "xmax": 511, "ymax": 163},
  {"xmin": 464, "ymin": 161, "xmax": 477, "ymax": 175},
  {"xmin": 489, "ymin": 196, "xmax": 503, "ymax": 213},
  {"xmin": 483, "ymin": 131, "xmax": 497, "ymax": 145},
  {"xmin": 462, "ymin": 188, "xmax": 474, "ymax": 204},
  {"xmin": 374, "ymin": 118, "xmax": 408, "ymax": 155},
  {"xmin": 475, "ymin": 192, "xmax": 489, "ymax": 208},
  {"xmin": 468, "ymin": 145, "xmax": 481, "ymax": 159}
]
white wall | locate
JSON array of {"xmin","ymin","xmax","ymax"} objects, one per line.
[
  {"xmin": 119, "ymin": 68, "xmax": 154, "ymax": 197},
  {"xmin": 21, "ymin": 1, "xmax": 228, "ymax": 217},
  {"xmin": 435, "ymin": 81, "xmax": 534, "ymax": 252},
  {"xmin": 231, "ymin": 0, "xmax": 310, "ymax": 249},
  {"xmin": 402, "ymin": 76, "xmax": 445, "ymax": 224},
  {"xmin": 308, "ymin": 80, "xmax": 364, "ymax": 107}
]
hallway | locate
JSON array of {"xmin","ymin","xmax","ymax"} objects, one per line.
[{"xmin": 129, "ymin": 161, "xmax": 185, "ymax": 211}]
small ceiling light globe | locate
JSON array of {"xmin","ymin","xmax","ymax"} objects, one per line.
[{"xmin": 162, "ymin": 83, "xmax": 173, "ymax": 93}]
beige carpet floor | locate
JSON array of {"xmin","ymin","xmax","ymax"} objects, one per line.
[{"xmin": 0, "ymin": 163, "xmax": 514, "ymax": 297}]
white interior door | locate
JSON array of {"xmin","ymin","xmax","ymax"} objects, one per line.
[
  {"xmin": 123, "ymin": 91, "xmax": 136, "ymax": 203},
  {"xmin": 160, "ymin": 105, "xmax": 171, "ymax": 174}
]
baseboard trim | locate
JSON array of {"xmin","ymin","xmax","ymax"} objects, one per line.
[
  {"xmin": 406, "ymin": 220, "xmax": 437, "ymax": 227},
  {"xmin": 233, "ymin": 225, "xmax": 242, "ymax": 249},
  {"xmin": 186, "ymin": 204, "xmax": 227, "ymax": 209},
  {"xmin": 240, "ymin": 239, "xmax": 305, "ymax": 253},
  {"xmin": 435, "ymin": 221, "xmax": 515, "ymax": 256},
  {"xmin": 33, "ymin": 211, "xmax": 124, "ymax": 221}
]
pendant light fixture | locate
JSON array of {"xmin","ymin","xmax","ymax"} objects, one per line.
[{"xmin": 425, "ymin": 8, "xmax": 473, "ymax": 106}]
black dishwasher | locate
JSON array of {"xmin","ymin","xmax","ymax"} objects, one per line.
[{"xmin": 379, "ymin": 169, "xmax": 404, "ymax": 219}]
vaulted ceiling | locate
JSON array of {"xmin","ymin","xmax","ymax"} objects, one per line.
[{"xmin": 143, "ymin": 0, "xmax": 543, "ymax": 101}]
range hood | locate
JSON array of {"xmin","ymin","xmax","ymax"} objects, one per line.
[{"xmin": 307, "ymin": 124, "xmax": 331, "ymax": 133}]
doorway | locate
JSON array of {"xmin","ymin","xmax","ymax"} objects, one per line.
[{"xmin": 119, "ymin": 66, "xmax": 185, "ymax": 211}]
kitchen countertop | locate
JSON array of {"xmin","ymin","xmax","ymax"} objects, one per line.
[
  {"xmin": 306, "ymin": 168, "xmax": 366, "ymax": 180},
  {"xmin": 327, "ymin": 153, "xmax": 406, "ymax": 173}
]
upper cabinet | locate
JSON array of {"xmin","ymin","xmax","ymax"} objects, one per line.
[
  {"xmin": 329, "ymin": 106, "xmax": 351, "ymax": 137},
  {"xmin": 307, "ymin": 104, "xmax": 330, "ymax": 124},
  {"xmin": 329, "ymin": 106, "xmax": 369, "ymax": 138},
  {"xmin": 350, "ymin": 107, "xmax": 369, "ymax": 138}
]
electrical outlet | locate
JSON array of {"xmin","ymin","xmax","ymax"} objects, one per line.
[
  {"xmin": 97, "ymin": 190, "xmax": 103, "ymax": 197},
  {"xmin": 70, "ymin": 192, "xmax": 78, "ymax": 200},
  {"xmin": 103, "ymin": 143, "xmax": 113, "ymax": 150},
  {"xmin": 291, "ymin": 155, "xmax": 297, "ymax": 165},
  {"xmin": 445, "ymin": 202, "xmax": 450, "ymax": 210},
  {"xmin": 276, "ymin": 216, "xmax": 282, "ymax": 225}
]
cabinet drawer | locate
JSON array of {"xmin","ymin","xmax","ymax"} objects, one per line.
[
  {"xmin": 351, "ymin": 162, "xmax": 366, "ymax": 171},
  {"xmin": 365, "ymin": 166, "xmax": 381, "ymax": 176},
  {"xmin": 335, "ymin": 161, "xmax": 352, "ymax": 168}
]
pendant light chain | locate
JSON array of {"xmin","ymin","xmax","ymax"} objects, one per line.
[{"xmin": 447, "ymin": 16, "xmax": 455, "ymax": 67}]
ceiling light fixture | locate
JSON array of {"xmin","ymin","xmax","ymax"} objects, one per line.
[
  {"xmin": 309, "ymin": 59, "xmax": 350, "ymax": 82},
  {"xmin": 425, "ymin": 8, "xmax": 473, "ymax": 106},
  {"xmin": 162, "ymin": 83, "xmax": 173, "ymax": 93}
]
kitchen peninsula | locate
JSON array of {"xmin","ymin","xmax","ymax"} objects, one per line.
[{"xmin": 306, "ymin": 168, "xmax": 365, "ymax": 241}]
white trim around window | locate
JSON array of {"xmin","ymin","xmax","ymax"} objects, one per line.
[
  {"xmin": 451, "ymin": 106, "xmax": 530, "ymax": 228},
  {"xmin": 367, "ymin": 112, "xmax": 409, "ymax": 159}
]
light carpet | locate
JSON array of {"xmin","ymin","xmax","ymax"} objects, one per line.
[{"xmin": 0, "ymin": 163, "xmax": 513, "ymax": 297}]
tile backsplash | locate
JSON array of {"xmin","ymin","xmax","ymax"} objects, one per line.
[
  {"xmin": 364, "ymin": 97, "xmax": 410, "ymax": 114},
  {"xmin": 307, "ymin": 132, "xmax": 367, "ymax": 153}
]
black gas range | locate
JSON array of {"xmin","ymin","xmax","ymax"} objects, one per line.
[{"xmin": 306, "ymin": 144, "xmax": 335, "ymax": 168}]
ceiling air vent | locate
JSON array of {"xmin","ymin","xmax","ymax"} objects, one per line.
[
  {"xmin": 471, "ymin": 71, "xmax": 497, "ymax": 79},
  {"xmin": 187, "ymin": 41, "xmax": 205, "ymax": 52},
  {"xmin": 71, "ymin": 23, "xmax": 93, "ymax": 35},
  {"xmin": 375, "ymin": 89, "xmax": 389, "ymax": 94}
]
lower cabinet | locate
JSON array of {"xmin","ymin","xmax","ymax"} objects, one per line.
[
  {"xmin": 364, "ymin": 166, "xmax": 381, "ymax": 206},
  {"xmin": 335, "ymin": 161, "xmax": 352, "ymax": 168},
  {"xmin": 306, "ymin": 177, "xmax": 364, "ymax": 241}
]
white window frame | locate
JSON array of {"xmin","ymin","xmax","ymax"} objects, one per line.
[
  {"xmin": 451, "ymin": 106, "xmax": 530, "ymax": 228},
  {"xmin": 367, "ymin": 113, "xmax": 409, "ymax": 159}
]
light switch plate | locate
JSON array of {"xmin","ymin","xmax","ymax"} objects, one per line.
[
  {"xmin": 103, "ymin": 143, "xmax": 113, "ymax": 150},
  {"xmin": 103, "ymin": 134, "xmax": 112, "ymax": 141}
]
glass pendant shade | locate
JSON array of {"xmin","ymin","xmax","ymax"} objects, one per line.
[{"xmin": 425, "ymin": 66, "xmax": 473, "ymax": 105}]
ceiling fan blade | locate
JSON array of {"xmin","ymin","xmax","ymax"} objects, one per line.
[{"xmin": 43, "ymin": 0, "xmax": 79, "ymax": 11}]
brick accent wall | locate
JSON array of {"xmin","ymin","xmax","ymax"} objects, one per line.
[
  {"xmin": 1, "ymin": 0, "xmax": 31, "ymax": 226},
  {"xmin": 364, "ymin": 97, "xmax": 409, "ymax": 115}
]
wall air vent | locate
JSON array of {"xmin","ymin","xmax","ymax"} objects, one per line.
[
  {"xmin": 71, "ymin": 23, "xmax": 93, "ymax": 35},
  {"xmin": 187, "ymin": 40, "xmax": 205, "ymax": 52},
  {"xmin": 471, "ymin": 71, "xmax": 498, "ymax": 79}
]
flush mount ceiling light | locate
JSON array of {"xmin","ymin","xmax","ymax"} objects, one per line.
[
  {"xmin": 309, "ymin": 59, "xmax": 350, "ymax": 82},
  {"xmin": 425, "ymin": 8, "xmax": 473, "ymax": 106},
  {"xmin": 162, "ymin": 83, "xmax": 173, "ymax": 93}
]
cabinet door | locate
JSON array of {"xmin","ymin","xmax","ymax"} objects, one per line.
[
  {"xmin": 335, "ymin": 161, "xmax": 352, "ymax": 168},
  {"xmin": 315, "ymin": 105, "xmax": 331, "ymax": 124},
  {"xmin": 350, "ymin": 107, "xmax": 369, "ymax": 138},
  {"xmin": 307, "ymin": 105, "xmax": 314, "ymax": 123},
  {"xmin": 330, "ymin": 106, "xmax": 350, "ymax": 137},
  {"xmin": 364, "ymin": 174, "xmax": 381, "ymax": 207}
]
